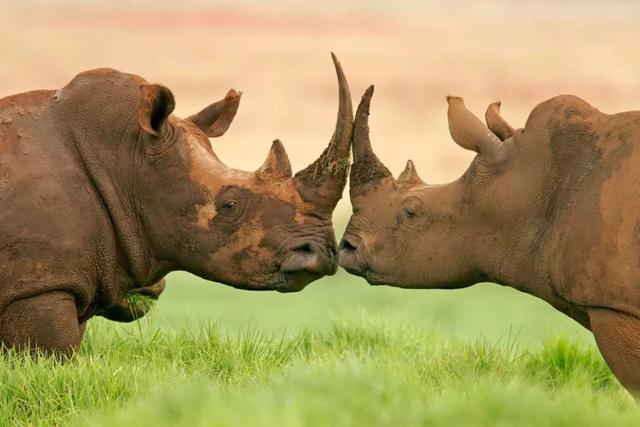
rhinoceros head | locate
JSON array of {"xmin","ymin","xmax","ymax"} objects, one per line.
[
  {"xmin": 339, "ymin": 86, "xmax": 515, "ymax": 288},
  {"xmin": 131, "ymin": 54, "xmax": 353, "ymax": 292}
]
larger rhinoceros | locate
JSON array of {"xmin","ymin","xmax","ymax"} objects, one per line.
[
  {"xmin": 0, "ymin": 54, "xmax": 353, "ymax": 355},
  {"xmin": 339, "ymin": 85, "xmax": 640, "ymax": 393}
]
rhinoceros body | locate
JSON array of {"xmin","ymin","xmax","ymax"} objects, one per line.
[
  {"xmin": 0, "ymin": 54, "xmax": 354, "ymax": 355},
  {"xmin": 340, "ymin": 86, "xmax": 640, "ymax": 393}
]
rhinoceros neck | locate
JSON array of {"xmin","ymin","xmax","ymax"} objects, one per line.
[
  {"xmin": 472, "ymin": 106, "xmax": 615, "ymax": 325},
  {"xmin": 477, "ymin": 228, "xmax": 553, "ymax": 296},
  {"xmin": 76, "ymin": 134, "xmax": 166, "ymax": 286},
  {"xmin": 78, "ymin": 131, "xmax": 166, "ymax": 287},
  {"xmin": 54, "ymin": 76, "xmax": 167, "ymax": 289}
]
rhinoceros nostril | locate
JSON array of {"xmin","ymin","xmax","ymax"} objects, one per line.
[
  {"xmin": 281, "ymin": 241, "xmax": 331, "ymax": 276},
  {"xmin": 291, "ymin": 242, "xmax": 314, "ymax": 255},
  {"xmin": 339, "ymin": 238, "xmax": 357, "ymax": 253},
  {"xmin": 338, "ymin": 236, "xmax": 365, "ymax": 275}
]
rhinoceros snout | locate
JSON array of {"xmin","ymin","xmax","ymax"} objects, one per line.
[
  {"xmin": 278, "ymin": 241, "xmax": 337, "ymax": 291},
  {"xmin": 338, "ymin": 236, "xmax": 364, "ymax": 276},
  {"xmin": 281, "ymin": 241, "xmax": 337, "ymax": 275},
  {"xmin": 278, "ymin": 242, "xmax": 338, "ymax": 292}
]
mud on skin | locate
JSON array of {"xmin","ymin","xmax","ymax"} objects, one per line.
[
  {"xmin": 339, "ymin": 86, "xmax": 640, "ymax": 395},
  {"xmin": 0, "ymin": 53, "xmax": 354, "ymax": 355}
]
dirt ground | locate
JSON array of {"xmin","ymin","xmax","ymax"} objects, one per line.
[{"xmin": 2, "ymin": 1, "xmax": 639, "ymax": 216}]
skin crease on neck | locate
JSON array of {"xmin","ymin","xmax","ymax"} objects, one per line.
[{"xmin": 339, "ymin": 85, "xmax": 640, "ymax": 394}]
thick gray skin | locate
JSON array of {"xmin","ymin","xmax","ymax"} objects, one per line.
[
  {"xmin": 0, "ymin": 55, "xmax": 354, "ymax": 355},
  {"xmin": 340, "ymin": 86, "xmax": 640, "ymax": 394}
]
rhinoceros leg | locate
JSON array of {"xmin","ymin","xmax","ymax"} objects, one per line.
[
  {"xmin": 589, "ymin": 307, "xmax": 640, "ymax": 395},
  {"xmin": 0, "ymin": 291, "xmax": 82, "ymax": 357}
]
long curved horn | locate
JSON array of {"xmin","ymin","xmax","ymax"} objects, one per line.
[
  {"xmin": 293, "ymin": 53, "xmax": 353, "ymax": 210},
  {"xmin": 349, "ymin": 85, "xmax": 392, "ymax": 197}
]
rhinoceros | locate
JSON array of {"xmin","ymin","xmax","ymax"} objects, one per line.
[
  {"xmin": 0, "ymin": 53, "xmax": 353, "ymax": 355},
  {"xmin": 339, "ymin": 85, "xmax": 640, "ymax": 393}
]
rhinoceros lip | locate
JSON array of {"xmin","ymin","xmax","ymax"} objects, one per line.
[
  {"xmin": 276, "ymin": 271, "xmax": 320, "ymax": 293},
  {"xmin": 341, "ymin": 261, "xmax": 387, "ymax": 287},
  {"xmin": 362, "ymin": 269, "xmax": 388, "ymax": 287},
  {"xmin": 223, "ymin": 271, "xmax": 316, "ymax": 293}
]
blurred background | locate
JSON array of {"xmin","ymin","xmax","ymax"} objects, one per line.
[{"xmin": 4, "ymin": 0, "xmax": 639, "ymax": 346}]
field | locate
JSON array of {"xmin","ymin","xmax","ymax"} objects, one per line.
[
  {"xmin": 2, "ymin": 268, "xmax": 640, "ymax": 426},
  {"xmin": 4, "ymin": 1, "xmax": 640, "ymax": 425}
]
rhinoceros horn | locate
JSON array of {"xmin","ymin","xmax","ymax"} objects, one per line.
[
  {"xmin": 396, "ymin": 159, "xmax": 423, "ymax": 189},
  {"xmin": 293, "ymin": 53, "xmax": 354, "ymax": 211},
  {"xmin": 255, "ymin": 139, "xmax": 292, "ymax": 182},
  {"xmin": 349, "ymin": 85, "xmax": 393, "ymax": 197}
]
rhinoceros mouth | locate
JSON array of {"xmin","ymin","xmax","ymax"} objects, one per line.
[
  {"xmin": 275, "ymin": 271, "xmax": 320, "ymax": 293},
  {"xmin": 223, "ymin": 271, "xmax": 320, "ymax": 293},
  {"xmin": 362, "ymin": 270, "xmax": 389, "ymax": 286},
  {"xmin": 214, "ymin": 268, "xmax": 325, "ymax": 293},
  {"xmin": 340, "ymin": 257, "xmax": 388, "ymax": 287}
]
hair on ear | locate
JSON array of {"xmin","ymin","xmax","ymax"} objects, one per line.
[{"xmin": 138, "ymin": 84, "xmax": 175, "ymax": 136}]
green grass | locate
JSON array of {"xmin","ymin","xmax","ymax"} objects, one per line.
[{"xmin": 1, "ymin": 270, "xmax": 637, "ymax": 426}]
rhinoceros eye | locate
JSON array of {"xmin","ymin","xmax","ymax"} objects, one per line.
[
  {"xmin": 223, "ymin": 200, "xmax": 237, "ymax": 209},
  {"xmin": 403, "ymin": 207, "xmax": 416, "ymax": 219}
]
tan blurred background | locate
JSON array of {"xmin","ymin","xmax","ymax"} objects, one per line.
[{"xmin": 3, "ymin": 0, "xmax": 640, "ymax": 219}]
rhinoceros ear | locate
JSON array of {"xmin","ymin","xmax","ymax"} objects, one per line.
[
  {"xmin": 485, "ymin": 101, "xmax": 514, "ymax": 141},
  {"xmin": 188, "ymin": 89, "xmax": 241, "ymax": 138},
  {"xmin": 447, "ymin": 96, "xmax": 507, "ymax": 164},
  {"xmin": 138, "ymin": 84, "xmax": 175, "ymax": 136}
]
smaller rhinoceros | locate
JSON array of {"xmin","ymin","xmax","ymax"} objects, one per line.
[
  {"xmin": 0, "ymin": 54, "xmax": 354, "ymax": 355},
  {"xmin": 340, "ymin": 85, "xmax": 640, "ymax": 394}
]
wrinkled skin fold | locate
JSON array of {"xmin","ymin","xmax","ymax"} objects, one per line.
[
  {"xmin": 340, "ymin": 86, "xmax": 640, "ymax": 395},
  {"xmin": 0, "ymin": 53, "xmax": 353, "ymax": 355}
]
